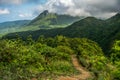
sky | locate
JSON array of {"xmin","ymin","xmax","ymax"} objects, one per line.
[{"xmin": 0, "ymin": 0, "xmax": 120, "ymax": 23}]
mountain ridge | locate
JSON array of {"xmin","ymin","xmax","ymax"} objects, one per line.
[
  {"xmin": 0, "ymin": 20, "xmax": 30, "ymax": 29},
  {"xmin": 0, "ymin": 10, "xmax": 83, "ymax": 36},
  {"xmin": 28, "ymin": 10, "xmax": 83, "ymax": 28},
  {"xmin": 3, "ymin": 13, "xmax": 120, "ymax": 54}
]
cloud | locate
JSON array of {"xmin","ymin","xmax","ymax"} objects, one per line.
[
  {"xmin": 19, "ymin": 13, "xmax": 32, "ymax": 18},
  {"xmin": 0, "ymin": 0, "xmax": 47, "ymax": 5},
  {"xmin": 34, "ymin": 0, "xmax": 120, "ymax": 18},
  {"xmin": 0, "ymin": 0, "xmax": 119, "ymax": 19},
  {"xmin": 0, "ymin": 8, "xmax": 10, "ymax": 15}
]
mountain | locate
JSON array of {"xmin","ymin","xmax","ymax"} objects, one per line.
[
  {"xmin": 28, "ymin": 10, "xmax": 83, "ymax": 29},
  {"xmin": 0, "ymin": 20, "xmax": 31, "ymax": 36},
  {"xmin": 1, "ymin": 13, "xmax": 120, "ymax": 80},
  {"xmin": 3, "ymin": 13, "xmax": 120, "ymax": 54},
  {"xmin": 0, "ymin": 10, "xmax": 83, "ymax": 37},
  {"xmin": 3, "ymin": 17, "xmax": 107, "ymax": 41},
  {"xmin": 100, "ymin": 13, "xmax": 120, "ymax": 52},
  {"xmin": 0, "ymin": 20, "xmax": 30, "ymax": 29}
]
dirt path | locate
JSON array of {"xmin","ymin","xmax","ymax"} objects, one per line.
[{"xmin": 58, "ymin": 55, "xmax": 92, "ymax": 80}]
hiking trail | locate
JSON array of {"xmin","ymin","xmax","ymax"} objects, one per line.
[{"xmin": 58, "ymin": 55, "xmax": 92, "ymax": 80}]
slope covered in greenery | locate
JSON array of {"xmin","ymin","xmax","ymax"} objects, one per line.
[
  {"xmin": 28, "ymin": 10, "xmax": 82, "ymax": 29},
  {"xmin": 4, "ymin": 13, "xmax": 120, "ymax": 54},
  {"xmin": 0, "ymin": 36, "xmax": 113, "ymax": 80},
  {"xmin": 0, "ymin": 10, "xmax": 82, "ymax": 37},
  {"xmin": 1, "ymin": 13, "xmax": 120, "ymax": 80},
  {"xmin": 0, "ymin": 20, "xmax": 30, "ymax": 29},
  {"xmin": 0, "ymin": 20, "xmax": 30, "ymax": 37},
  {"xmin": 109, "ymin": 40, "xmax": 120, "ymax": 80}
]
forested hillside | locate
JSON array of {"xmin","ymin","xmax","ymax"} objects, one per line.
[
  {"xmin": 1, "ymin": 0, "xmax": 120, "ymax": 80},
  {"xmin": 0, "ymin": 10, "xmax": 82, "ymax": 37},
  {"xmin": 0, "ymin": 36, "xmax": 115, "ymax": 80},
  {"xmin": 1, "ymin": 13, "xmax": 120, "ymax": 80},
  {"xmin": 109, "ymin": 40, "xmax": 120, "ymax": 79},
  {"xmin": 4, "ymin": 13, "xmax": 120, "ymax": 54}
]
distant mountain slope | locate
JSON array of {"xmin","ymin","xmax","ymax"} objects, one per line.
[
  {"xmin": 0, "ymin": 10, "xmax": 83, "ymax": 37},
  {"xmin": 3, "ymin": 17, "xmax": 108, "ymax": 43},
  {"xmin": 0, "ymin": 20, "xmax": 31, "ymax": 36},
  {"xmin": 100, "ymin": 13, "xmax": 120, "ymax": 52},
  {"xmin": 28, "ymin": 10, "xmax": 83, "ymax": 29},
  {"xmin": 0, "ymin": 20, "xmax": 30, "ymax": 29},
  {"xmin": 4, "ymin": 16, "xmax": 108, "ymax": 40},
  {"xmin": 3, "ymin": 13, "xmax": 120, "ymax": 54}
]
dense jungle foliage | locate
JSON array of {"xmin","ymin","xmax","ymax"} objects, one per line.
[
  {"xmin": 0, "ymin": 35, "xmax": 119, "ymax": 80},
  {"xmin": 1, "ymin": 11, "xmax": 120, "ymax": 80}
]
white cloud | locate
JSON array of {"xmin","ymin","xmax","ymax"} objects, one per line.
[
  {"xmin": 19, "ymin": 13, "xmax": 32, "ymax": 18},
  {"xmin": 95, "ymin": 12, "xmax": 117, "ymax": 19},
  {"xmin": 34, "ymin": 0, "xmax": 119, "ymax": 18},
  {"xmin": 0, "ymin": 8, "xmax": 10, "ymax": 15},
  {"xmin": 66, "ymin": 8, "xmax": 91, "ymax": 16},
  {"xmin": 19, "ymin": 14, "xmax": 25, "ymax": 17}
]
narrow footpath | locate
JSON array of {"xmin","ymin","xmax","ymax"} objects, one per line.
[{"xmin": 58, "ymin": 55, "xmax": 92, "ymax": 80}]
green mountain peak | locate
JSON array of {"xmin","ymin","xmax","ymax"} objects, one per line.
[
  {"xmin": 37, "ymin": 10, "xmax": 49, "ymax": 19},
  {"xmin": 28, "ymin": 10, "xmax": 81, "ymax": 28}
]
